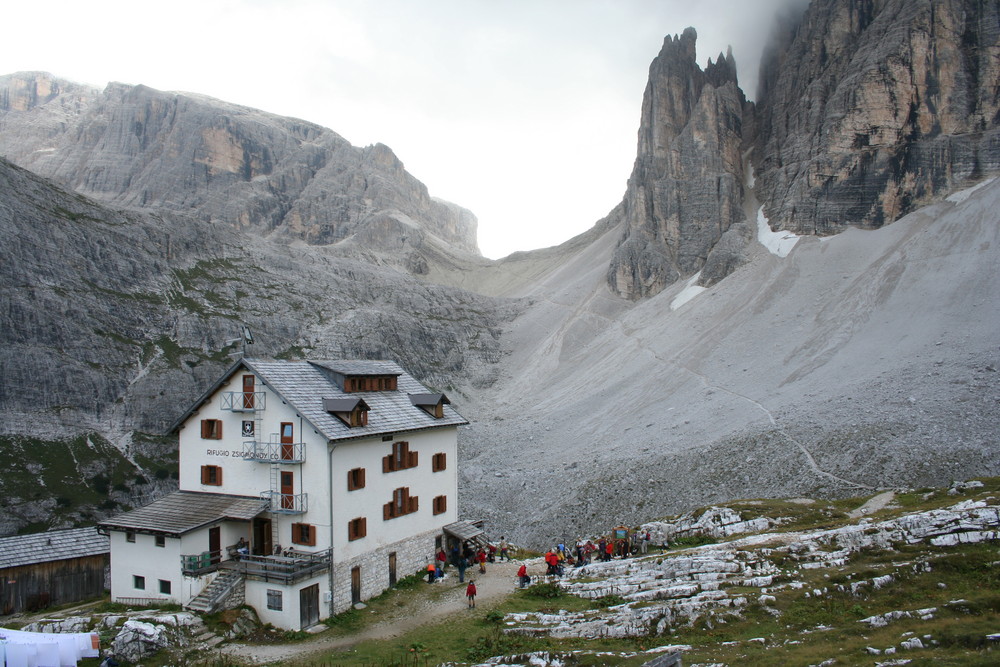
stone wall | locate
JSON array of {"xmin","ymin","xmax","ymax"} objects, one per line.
[{"xmin": 330, "ymin": 527, "xmax": 440, "ymax": 614}]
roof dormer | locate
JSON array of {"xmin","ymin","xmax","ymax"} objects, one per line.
[
  {"xmin": 409, "ymin": 393, "xmax": 450, "ymax": 419},
  {"xmin": 323, "ymin": 397, "xmax": 370, "ymax": 428}
]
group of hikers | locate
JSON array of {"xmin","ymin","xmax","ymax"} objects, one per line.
[
  {"xmin": 425, "ymin": 536, "xmax": 514, "ymax": 608},
  {"xmin": 543, "ymin": 529, "xmax": 652, "ymax": 575},
  {"xmin": 423, "ymin": 529, "xmax": 653, "ymax": 608}
]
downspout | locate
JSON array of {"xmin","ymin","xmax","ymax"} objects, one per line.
[{"xmin": 327, "ymin": 441, "xmax": 335, "ymax": 618}]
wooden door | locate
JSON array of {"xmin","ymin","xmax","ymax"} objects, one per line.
[
  {"xmin": 281, "ymin": 471, "xmax": 294, "ymax": 510},
  {"xmin": 388, "ymin": 552, "xmax": 397, "ymax": 587},
  {"xmin": 209, "ymin": 526, "xmax": 221, "ymax": 564},
  {"xmin": 253, "ymin": 518, "xmax": 272, "ymax": 555},
  {"xmin": 242, "ymin": 375, "xmax": 255, "ymax": 409},
  {"xmin": 299, "ymin": 583, "xmax": 320, "ymax": 629},
  {"xmin": 351, "ymin": 566, "xmax": 361, "ymax": 605},
  {"xmin": 280, "ymin": 422, "xmax": 294, "ymax": 460}
]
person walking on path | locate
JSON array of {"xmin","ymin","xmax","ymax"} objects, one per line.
[
  {"xmin": 517, "ymin": 563, "xmax": 530, "ymax": 588},
  {"xmin": 499, "ymin": 537, "xmax": 509, "ymax": 561},
  {"xmin": 457, "ymin": 555, "xmax": 467, "ymax": 582},
  {"xmin": 466, "ymin": 580, "xmax": 477, "ymax": 608},
  {"xmin": 477, "ymin": 548, "xmax": 487, "ymax": 573}
]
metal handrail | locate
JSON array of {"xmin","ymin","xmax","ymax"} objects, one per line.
[
  {"xmin": 242, "ymin": 440, "xmax": 306, "ymax": 463},
  {"xmin": 180, "ymin": 549, "xmax": 224, "ymax": 576},
  {"xmin": 219, "ymin": 548, "xmax": 332, "ymax": 585},
  {"xmin": 221, "ymin": 391, "xmax": 266, "ymax": 412},
  {"xmin": 260, "ymin": 491, "xmax": 308, "ymax": 514}
]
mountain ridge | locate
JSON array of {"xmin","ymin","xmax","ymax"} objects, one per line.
[{"xmin": 1, "ymin": 0, "xmax": 998, "ymax": 542}]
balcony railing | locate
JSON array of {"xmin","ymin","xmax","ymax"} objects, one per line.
[
  {"xmin": 219, "ymin": 548, "xmax": 331, "ymax": 585},
  {"xmin": 181, "ymin": 549, "xmax": 223, "ymax": 576},
  {"xmin": 242, "ymin": 440, "xmax": 306, "ymax": 463},
  {"xmin": 261, "ymin": 491, "xmax": 308, "ymax": 514},
  {"xmin": 221, "ymin": 391, "xmax": 266, "ymax": 412}
]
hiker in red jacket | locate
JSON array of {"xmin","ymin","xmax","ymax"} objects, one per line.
[
  {"xmin": 466, "ymin": 580, "xmax": 477, "ymax": 608},
  {"xmin": 517, "ymin": 563, "xmax": 529, "ymax": 588}
]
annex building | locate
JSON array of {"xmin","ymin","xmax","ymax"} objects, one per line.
[{"xmin": 99, "ymin": 358, "xmax": 469, "ymax": 630}]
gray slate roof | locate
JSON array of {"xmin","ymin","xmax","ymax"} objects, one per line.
[
  {"xmin": 0, "ymin": 527, "xmax": 109, "ymax": 569},
  {"xmin": 98, "ymin": 492, "xmax": 268, "ymax": 536},
  {"xmin": 246, "ymin": 359, "xmax": 467, "ymax": 443}
]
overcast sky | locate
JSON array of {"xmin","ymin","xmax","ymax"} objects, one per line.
[{"xmin": 3, "ymin": 0, "xmax": 797, "ymax": 258}]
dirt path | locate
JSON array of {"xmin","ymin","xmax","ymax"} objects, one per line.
[
  {"xmin": 847, "ymin": 491, "xmax": 896, "ymax": 519},
  {"xmin": 219, "ymin": 558, "xmax": 531, "ymax": 664}
]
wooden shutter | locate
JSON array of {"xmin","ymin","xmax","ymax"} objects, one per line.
[
  {"xmin": 201, "ymin": 465, "xmax": 209, "ymax": 484},
  {"xmin": 359, "ymin": 517, "xmax": 367, "ymax": 538},
  {"xmin": 408, "ymin": 450, "xmax": 418, "ymax": 468},
  {"xmin": 383, "ymin": 502, "xmax": 391, "ymax": 520},
  {"xmin": 408, "ymin": 494, "xmax": 418, "ymax": 514},
  {"xmin": 382, "ymin": 455, "xmax": 391, "ymax": 474}
]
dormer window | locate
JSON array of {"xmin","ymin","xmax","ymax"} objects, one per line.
[
  {"xmin": 409, "ymin": 393, "xmax": 450, "ymax": 419},
  {"xmin": 323, "ymin": 397, "xmax": 370, "ymax": 428},
  {"xmin": 343, "ymin": 375, "xmax": 397, "ymax": 393}
]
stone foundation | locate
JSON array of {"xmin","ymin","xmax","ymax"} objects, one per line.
[{"xmin": 330, "ymin": 528, "xmax": 440, "ymax": 614}]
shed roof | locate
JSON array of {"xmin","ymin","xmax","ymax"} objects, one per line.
[
  {"xmin": 98, "ymin": 491, "xmax": 268, "ymax": 537},
  {"xmin": 0, "ymin": 527, "xmax": 109, "ymax": 570}
]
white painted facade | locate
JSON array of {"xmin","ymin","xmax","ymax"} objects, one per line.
[{"xmin": 102, "ymin": 359, "xmax": 464, "ymax": 630}]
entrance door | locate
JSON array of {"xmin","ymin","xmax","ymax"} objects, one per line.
[
  {"xmin": 351, "ymin": 566, "xmax": 361, "ymax": 605},
  {"xmin": 280, "ymin": 422, "xmax": 294, "ymax": 460},
  {"xmin": 280, "ymin": 471, "xmax": 294, "ymax": 510},
  {"xmin": 209, "ymin": 526, "xmax": 221, "ymax": 565},
  {"xmin": 388, "ymin": 553, "xmax": 397, "ymax": 587},
  {"xmin": 242, "ymin": 375, "xmax": 255, "ymax": 409},
  {"xmin": 299, "ymin": 584, "xmax": 320, "ymax": 629},
  {"xmin": 253, "ymin": 518, "xmax": 272, "ymax": 555}
]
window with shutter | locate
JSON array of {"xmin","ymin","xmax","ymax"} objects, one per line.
[
  {"xmin": 432, "ymin": 452, "xmax": 447, "ymax": 472},
  {"xmin": 291, "ymin": 523, "xmax": 316, "ymax": 546},
  {"xmin": 200, "ymin": 419, "xmax": 222, "ymax": 439},
  {"xmin": 347, "ymin": 467, "xmax": 366, "ymax": 491},
  {"xmin": 348, "ymin": 517, "xmax": 367, "ymax": 541},
  {"xmin": 201, "ymin": 465, "xmax": 222, "ymax": 486},
  {"xmin": 433, "ymin": 495, "xmax": 447, "ymax": 515}
]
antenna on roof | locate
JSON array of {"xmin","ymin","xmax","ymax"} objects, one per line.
[{"xmin": 226, "ymin": 325, "xmax": 255, "ymax": 359}]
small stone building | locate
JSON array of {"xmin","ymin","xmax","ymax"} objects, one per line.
[{"xmin": 0, "ymin": 527, "xmax": 109, "ymax": 614}]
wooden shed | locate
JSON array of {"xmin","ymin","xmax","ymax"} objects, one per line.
[{"xmin": 0, "ymin": 527, "xmax": 109, "ymax": 615}]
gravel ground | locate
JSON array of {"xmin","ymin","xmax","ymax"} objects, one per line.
[
  {"xmin": 454, "ymin": 180, "xmax": 1000, "ymax": 548},
  {"xmin": 219, "ymin": 558, "xmax": 531, "ymax": 664}
]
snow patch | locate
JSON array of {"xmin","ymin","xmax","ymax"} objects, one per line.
[
  {"xmin": 670, "ymin": 273, "xmax": 706, "ymax": 311},
  {"xmin": 946, "ymin": 177, "xmax": 996, "ymax": 204},
  {"xmin": 757, "ymin": 206, "xmax": 800, "ymax": 257}
]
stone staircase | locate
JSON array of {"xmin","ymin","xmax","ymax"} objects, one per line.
[{"xmin": 185, "ymin": 570, "xmax": 243, "ymax": 615}]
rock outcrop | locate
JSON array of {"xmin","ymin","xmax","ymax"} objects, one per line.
[
  {"xmin": 752, "ymin": 0, "xmax": 1000, "ymax": 234},
  {"xmin": 607, "ymin": 29, "xmax": 748, "ymax": 300},
  {"xmin": 0, "ymin": 72, "xmax": 480, "ymax": 262}
]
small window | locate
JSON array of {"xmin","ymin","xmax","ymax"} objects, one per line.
[
  {"xmin": 159, "ymin": 579, "xmax": 171, "ymax": 595},
  {"xmin": 433, "ymin": 495, "xmax": 447, "ymax": 515},
  {"xmin": 155, "ymin": 535, "xmax": 165, "ymax": 548},
  {"xmin": 201, "ymin": 465, "xmax": 223, "ymax": 486},
  {"xmin": 126, "ymin": 531, "xmax": 136, "ymax": 543},
  {"xmin": 267, "ymin": 589, "xmax": 282, "ymax": 611},
  {"xmin": 348, "ymin": 517, "xmax": 367, "ymax": 541},
  {"xmin": 200, "ymin": 419, "xmax": 223, "ymax": 439},
  {"xmin": 347, "ymin": 467, "xmax": 366, "ymax": 491},
  {"xmin": 432, "ymin": 452, "xmax": 447, "ymax": 472},
  {"xmin": 133, "ymin": 575, "xmax": 145, "ymax": 590},
  {"xmin": 291, "ymin": 523, "xmax": 316, "ymax": 546}
]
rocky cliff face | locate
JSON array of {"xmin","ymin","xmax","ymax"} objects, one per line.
[
  {"xmin": 752, "ymin": 0, "xmax": 1000, "ymax": 234},
  {"xmin": 607, "ymin": 29, "xmax": 749, "ymax": 300},
  {"xmin": 0, "ymin": 155, "xmax": 515, "ymax": 532},
  {"xmin": 0, "ymin": 73, "xmax": 480, "ymax": 263}
]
